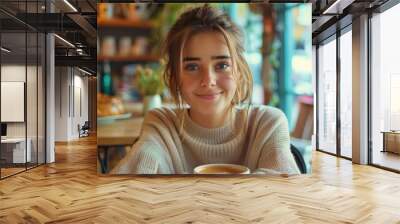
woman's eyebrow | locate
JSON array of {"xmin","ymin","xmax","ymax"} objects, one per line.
[
  {"xmin": 211, "ymin": 55, "xmax": 231, "ymax": 60},
  {"xmin": 183, "ymin": 55, "xmax": 231, "ymax": 62},
  {"xmin": 183, "ymin": 57, "xmax": 200, "ymax": 62}
]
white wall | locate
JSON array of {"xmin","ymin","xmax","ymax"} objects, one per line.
[
  {"xmin": 1, "ymin": 65, "xmax": 26, "ymax": 81},
  {"xmin": 55, "ymin": 67, "xmax": 69, "ymax": 141},
  {"xmin": 54, "ymin": 67, "xmax": 89, "ymax": 141},
  {"xmin": 75, "ymin": 70, "xmax": 89, "ymax": 139}
]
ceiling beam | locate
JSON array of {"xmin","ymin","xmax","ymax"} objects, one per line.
[
  {"xmin": 322, "ymin": 0, "xmax": 356, "ymax": 14},
  {"xmin": 67, "ymin": 14, "xmax": 96, "ymax": 39},
  {"xmin": 55, "ymin": 55, "xmax": 96, "ymax": 71}
]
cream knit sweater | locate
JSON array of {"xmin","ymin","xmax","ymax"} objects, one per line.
[{"xmin": 110, "ymin": 105, "xmax": 300, "ymax": 175}]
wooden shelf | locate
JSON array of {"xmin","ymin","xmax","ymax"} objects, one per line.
[
  {"xmin": 98, "ymin": 18, "xmax": 154, "ymax": 29},
  {"xmin": 97, "ymin": 55, "xmax": 160, "ymax": 62}
]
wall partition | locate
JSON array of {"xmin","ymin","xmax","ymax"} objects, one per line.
[{"xmin": 0, "ymin": 1, "xmax": 46, "ymax": 179}]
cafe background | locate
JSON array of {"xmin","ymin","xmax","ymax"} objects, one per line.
[{"xmin": 96, "ymin": 3, "xmax": 312, "ymax": 174}]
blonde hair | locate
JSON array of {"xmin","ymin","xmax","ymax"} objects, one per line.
[{"xmin": 162, "ymin": 4, "xmax": 253, "ymax": 133}]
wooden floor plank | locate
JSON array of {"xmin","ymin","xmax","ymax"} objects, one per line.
[{"xmin": 1, "ymin": 135, "xmax": 400, "ymax": 223}]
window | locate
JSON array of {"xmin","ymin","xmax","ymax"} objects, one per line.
[
  {"xmin": 339, "ymin": 29, "xmax": 352, "ymax": 158},
  {"xmin": 371, "ymin": 2, "xmax": 400, "ymax": 171},
  {"xmin": 317, "ymin": 37, "xmax": 337, "ymax": 154}
]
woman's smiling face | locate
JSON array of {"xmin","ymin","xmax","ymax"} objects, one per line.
[{"xmin": 179, "ymin": 31, "xmax": 237, "ymax": 117}]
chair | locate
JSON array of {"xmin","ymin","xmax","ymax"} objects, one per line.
[
  {"xmin": 291, "ymin": 97, "xmax": 313, "ymax": 140},
  {"xmin": 78, "ymin": 121, "xmax": 90, "ymax": 138},
  {"xmin": 290, "ymin": 144, "xmax": 307, "ymax": 174}
]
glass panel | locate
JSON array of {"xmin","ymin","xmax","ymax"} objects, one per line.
[
  {"xmin": 0, "ymin": 1, "xmax": 28, "ymax": 177},
  {"xmin": 25, "ymin": 0, "xmax": 43, "ymax": 169},
  {"xmin": 317, "ymin": 37, "xmax": 337, "ymax": 154},
  {"xmin": 38, "ymin": 32, "xmax": 45, "ymax": 165},
  {"xmin": 27, "ymin": 31, "xmax": 38, "ymax": 169},
  {"xmin": 371, "ymin": 4, "xmax": 400, "ymax": 171},
  {"xmin": 339, "ymin": 29, "xmax": 352, "ymax": 158},
  {"xmin": 0, "ymin": 0, "xmax": 46, "ymax": 178}
]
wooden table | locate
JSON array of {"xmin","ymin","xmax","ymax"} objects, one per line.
[
  {"xmin": 97, "ymin": 117, "xmax": 144, "ymax": 147},
  {"xmin": 97, "ymin": 117, "xmax": 144, "ymax": 173},
  {"xmin": 97, "ymin": 102, "xmax": 176, "ymax": 147}
]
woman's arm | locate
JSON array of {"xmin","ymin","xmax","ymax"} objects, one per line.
[
  {"xmin": 110, "ymin": 109, "xmax": 176, "ymax": 174},
  {"xmin": 254, "ymin": 109, "xmax": 300, "ymax": 175},
  {"xmin": 110, "ymin": 139, "xmax": 174, "ymax": 174}
]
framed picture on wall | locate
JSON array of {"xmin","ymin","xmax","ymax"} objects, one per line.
[{"xmin": 1, "ymin": 81, "xmax": 25, "ymax": 122}]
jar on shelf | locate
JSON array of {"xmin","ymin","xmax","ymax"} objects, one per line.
[
  {"xmin": 126, "ymin": 4, "xmax": 139, "ymax": 21},
  {"xmin": 119, "ymin": 37, "xmax": 132, "ymax": 56},
  {"xmin": 131, "ymin": 37, "xmax": 148, "ymax": 56},
  {"xmin": 101, "ymin": 36, "xmax": 116, "ymax": 56},
  {"xmin": 98, "ymin": 3, "xmax": 113, "ymax": 20}
]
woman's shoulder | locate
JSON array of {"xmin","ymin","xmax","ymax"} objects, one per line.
[
  {"xmin": 139, "ymin": 106, "xmax": 181, "ymax": 139},
  {"xmin": 143, "ymin": 106, "xmax": 180, "ymax": 124},
  {"xmin": 237, "ymin": 104, "xmax": 287, "ymax": 125},
  {"xmin": 146, "ymin": 105, "xmax": 177, "ymax": 116},
  {"xmin": 237, "ymin": 104, "xmax": 286, "ymax": 118}
]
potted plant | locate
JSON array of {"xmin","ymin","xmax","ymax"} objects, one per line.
[{"xmin": 134, "ymin": 65, "xmax": 165, "ymax": 114}]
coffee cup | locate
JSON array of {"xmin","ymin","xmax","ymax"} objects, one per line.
[{"xmin": 194, "ymin": 163, "xmax": 250, "ymax": 174}]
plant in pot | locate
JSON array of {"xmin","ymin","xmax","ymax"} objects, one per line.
[{"xmin": 134, "ymin": 65, "xmax": 165, "ymax": 114}]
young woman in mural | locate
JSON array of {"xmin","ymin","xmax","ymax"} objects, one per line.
[{"xmin": 111, "ymin": 4, "xmax": 300, "ymax": 175}]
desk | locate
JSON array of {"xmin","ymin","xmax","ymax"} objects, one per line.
[
  {"xmin": 97, "ymin": 117, "xmax": 144, "ymax": 173},
  {"xmin": 1, "ymin": 138, "xmax": 31, "ymax": 164},
  {"xmin": 382, "ymin": 131, "xmax": 400, "ymax": 154}
]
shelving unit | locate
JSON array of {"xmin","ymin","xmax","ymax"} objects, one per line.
[
  {"xmin": 97, "ymin": 3, "xmax": 162, "ymax": 103},
  {"xmin": 97, "ymin": 15, "xmax": 158, "ymax": 64},
  {"xmin": 98, "ymin": 18, "xmax": 155, "ymax": 29},
  {"xmin": 97, "ymin": 55, "xmax": 160, "ymax": 63}
]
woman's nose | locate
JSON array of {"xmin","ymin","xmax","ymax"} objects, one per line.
[{"xmin": 200, "ymin": 68, "xmax": 216, "ymax": 87}]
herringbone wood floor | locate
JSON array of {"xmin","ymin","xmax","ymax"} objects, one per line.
[{"xmin": 1, "ymin": 135, "xmax": 400, "ymax": 223}]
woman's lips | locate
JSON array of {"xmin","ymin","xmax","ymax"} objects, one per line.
[{"xmin": 195, "ymin": 92, "xmax": 222, "ymax": 100}]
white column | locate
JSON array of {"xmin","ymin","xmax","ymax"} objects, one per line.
[
  {"xmin": 46, "ymin": 33, "xmax": 55, "ymax": 163},
  {"xmin": 352, "ymin": 14, "xmax": 369, "ymax": 164},
  {"xmin": 45, "ymin": 0, "xmax": 55, "ymax": 163}
]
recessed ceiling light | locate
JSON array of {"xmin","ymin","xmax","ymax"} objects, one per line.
[
  {"xmin": 54, "ymin": 34, "xmax": 75, "ymax": 48},
  {"xmin": 63, "ymin": 0, "xmax": 78, "ymax": 12},
  {"xmin": 78, "ymin": 67, "xmax": 93, "ymax": 76},
  {"xmin": 1, "ymin": 47, "xmax": 11, "ymax": 53},
  {"xmin": 322, "ymin": 0, "xmax": 355, "ymax": 15}
]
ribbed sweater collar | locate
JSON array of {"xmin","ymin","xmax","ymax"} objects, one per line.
[
  {"xmin": 183, "ymin": 109, "xmax": 240, "ymax": 143},
  {"xmin": 181, "ymin": 108, "xmax": 246, "ymax": 164}
]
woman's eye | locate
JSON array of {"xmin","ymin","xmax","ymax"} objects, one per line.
[
  {"xmin": 184, "ymin": 64, "xmax": 199, "ymax": 71},
  {"xmin": 215, "ymin": 62, "xmax": 230, "ymax": 71}
]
